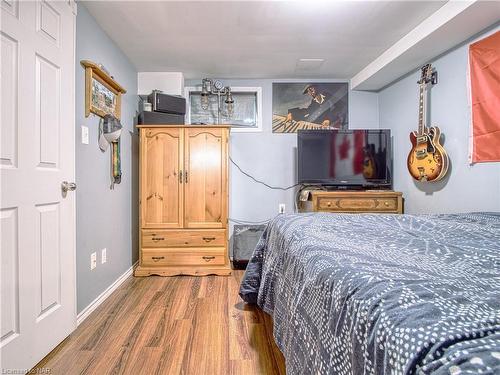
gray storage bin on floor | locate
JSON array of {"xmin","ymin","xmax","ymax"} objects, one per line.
[{"xmin": 231, "ymin": 225, "xmax": 266, "ymax": 269}]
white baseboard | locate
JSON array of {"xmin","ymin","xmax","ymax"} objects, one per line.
[{"xmin": 77, "ymin": 261, "xmax": 138, "ymax": 326}]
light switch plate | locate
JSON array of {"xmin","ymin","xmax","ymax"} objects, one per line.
[
  {"xmin": 101, "ymin": 248, "xmax": 107, "ymax": 264},
  {"xmin": 81, "ymin": 125, "xmax": 89, "ymax": 144},
  {"xmin": 91, "ymin": 252, "xmax": 97, "ymax": 270}
]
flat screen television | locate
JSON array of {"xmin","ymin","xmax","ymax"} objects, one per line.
[{"xmin": 298, "ymin": 129, "xmax": 392, "ymax": 188}]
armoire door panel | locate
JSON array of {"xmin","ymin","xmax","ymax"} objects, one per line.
[
  {"xmin": 141, "ymin": 129, "xmax": 184, "ymax": 228},
  {"xmin": 184, "ymin": 128, "xmax": 227, "ymax": 229}
]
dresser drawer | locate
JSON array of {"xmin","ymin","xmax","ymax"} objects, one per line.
[
  {"xmin": 316, "ymin": 196, "xmax": 400, "ymax": 213},
  {"xmin": 141, "ymin": 248, "xmax": 226, "ymax": 267},
  {"xmin": 141, "ymin": 229, "xmax": 225, "ymax": 248}
]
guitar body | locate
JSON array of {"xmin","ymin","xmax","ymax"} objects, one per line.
[{"xmin": 407, "ymin": 126, "xmax": 448, "ymax": 182}]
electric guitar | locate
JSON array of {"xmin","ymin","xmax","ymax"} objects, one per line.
[{"xmin": 407, "ymin": 64, "xmax": 449, "ymax": 182}]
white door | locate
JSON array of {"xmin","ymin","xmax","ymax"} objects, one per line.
[{"xmin": 1, "ymin": 0, "xmax": 76, "ymax": 371}]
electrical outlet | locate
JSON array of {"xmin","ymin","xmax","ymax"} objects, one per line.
[
  {"xmin": 91, "ymin": 252, "xmax": 97, "ymax": 270},
  {"xmin": 81, "ymin": 125, "xmax": 89, "ymax": 144},
  {"xmin": 279, "ymin": 203, "xmax": 286, "ymax": 214},
  {"xmin": 101, "ymin": 248, "xmax": 107, "ymax": 264}
]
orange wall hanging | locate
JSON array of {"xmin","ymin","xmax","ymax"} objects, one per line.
[{"xmin": 469, "ymin": 30, "xmax": 500, "ymax": 163}]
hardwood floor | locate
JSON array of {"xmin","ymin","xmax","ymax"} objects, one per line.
[{"xmin": 34, "ymin": 271, "xmax": 285, "ymax": 375}]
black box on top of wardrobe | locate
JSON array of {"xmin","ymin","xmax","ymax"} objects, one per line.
[
  {"xmin": 147, "ymin": 91, "xmax": 186, "ymax": 115},
  {"xmin": 138, "ymin": 111, "xmax": 185, "ymax": 125}
]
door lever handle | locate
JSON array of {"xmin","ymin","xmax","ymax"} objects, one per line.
[{"xmin": 61, "ymin": 181, "xmax": 77, "ymax": 193}]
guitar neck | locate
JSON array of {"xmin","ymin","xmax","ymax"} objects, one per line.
[{"xmin": 418, "ymin": 84, "xmax": 426, "ymax": 135}]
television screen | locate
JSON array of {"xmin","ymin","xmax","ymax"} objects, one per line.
[{"xmin": 298, "ymin": 129, "xmax": 392, "ymax": 187}]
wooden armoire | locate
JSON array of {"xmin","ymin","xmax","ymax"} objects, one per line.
[{"xmin": 135, "ymin": 125, "xmax": 231, "ymax": 276}]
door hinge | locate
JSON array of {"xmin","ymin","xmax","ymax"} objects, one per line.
[{"xmin": 68, "ymin": 0, "xmax": 77, "ymax": 15}]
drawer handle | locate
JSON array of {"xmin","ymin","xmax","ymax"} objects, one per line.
[
  {"xmin": 384, "ymin": 202, "xmax": 389, "ymax": 206},
  {"xmin": 202, "ymin": 256, "xmax": 215, "ymax": 261},
  {"xmin": 151, "ymin": 237, "xmax": 165, "ymax": 241},
  {"xmin": 202, "ymin": 237, "xmax": 216, "ymax": 242},
  {"xmin": 326, "ymin": 202, "xmax": 332, "ymax": 207},
  {"xmin": 151, "ymin": 256, "xmax": 165, "ymax": 261}
]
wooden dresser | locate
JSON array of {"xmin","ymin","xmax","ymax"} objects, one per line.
[
  {"xmin": 301, "ymin": 190, "xmax": 403, "ymax": 214},
  {"xmin": 135, "ymin": 125, "xmax": 231, "ymax": 277}
]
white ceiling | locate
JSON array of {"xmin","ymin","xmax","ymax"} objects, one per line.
[{"xmin": 82, "ymin": 1, "xmax": 447, "ymax": 79}]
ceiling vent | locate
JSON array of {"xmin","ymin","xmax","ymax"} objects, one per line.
[{"xmin": 295, "ymin": 58, "xmax": 325, "ymax": 72}]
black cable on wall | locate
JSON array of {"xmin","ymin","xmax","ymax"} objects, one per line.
[
  {"xmin": 228, "ymin": 155, "xmax": 300, "ymax": 224},
  {"xmin": 229, "ymin": 156, "xmax": 299, "ymax": 191}
]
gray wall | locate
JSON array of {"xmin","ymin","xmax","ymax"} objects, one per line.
[
  {"xmin": 76, "ymin": 4, "xmax": 139, "ymax": 313},
  {"xmin": 379, "ymin": 25, "xmax": 500, "ymax": 213},
  {"xmin": 186, "ymin": 79, "xmax": 379, "ymax": 228}
]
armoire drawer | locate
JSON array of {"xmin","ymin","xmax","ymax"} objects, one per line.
[
  {"xmin": 141, "ymin": 229, "xmax": 225, "ymax": 248},
  {"xmin": 141, "ymin": 248, "xmax": 226, "ymax": 267}
]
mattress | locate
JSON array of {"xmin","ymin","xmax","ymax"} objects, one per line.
[{"xmin": 239, "ymin": 212, "xmax": 500, "ymax": 374}]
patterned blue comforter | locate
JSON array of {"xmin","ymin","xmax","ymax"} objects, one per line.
[{"xmin": 239, "ymin": 213, "xmax": 500, "ymax": 374}]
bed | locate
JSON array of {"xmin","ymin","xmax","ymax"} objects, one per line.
[{"xmin": 239, "ymin": 212, "xmax": 500, "ymax": 374}]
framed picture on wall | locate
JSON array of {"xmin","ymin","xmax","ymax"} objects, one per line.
[
  {"xmin": 272, "ymin": 82, "xmax": 348, "ymax": 133},
  {"xmin": 81, "ymin": 60, "xmax": 127, "ymax": 119}
]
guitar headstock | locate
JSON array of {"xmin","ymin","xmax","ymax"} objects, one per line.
[{"xmin": 418, "ymin": 64, "xmax": 437, "ymax": 85}]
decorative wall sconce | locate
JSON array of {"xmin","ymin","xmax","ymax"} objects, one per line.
[{"xmin": 200, "ymin": 78, "xmax": 234, "ymax": 124}]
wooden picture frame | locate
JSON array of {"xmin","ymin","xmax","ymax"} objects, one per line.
[{"xmin": 81, "ymin": 60, "xmax": 127, "ymax": 119}]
